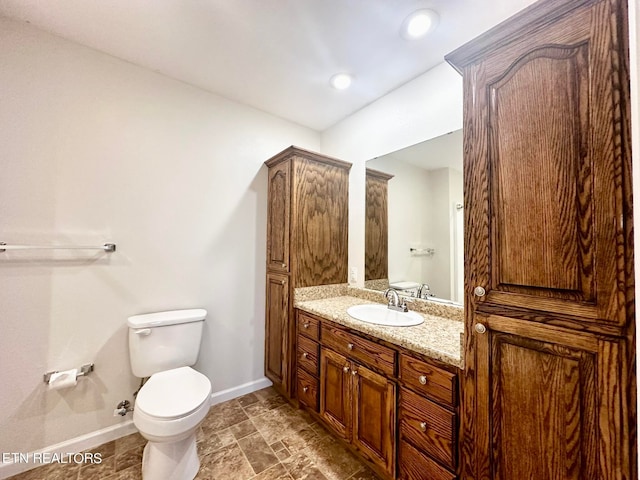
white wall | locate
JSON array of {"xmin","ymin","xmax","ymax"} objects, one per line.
[{"xmin": 0, "ymin": 17, "xmax": 320, "ymax": 458}]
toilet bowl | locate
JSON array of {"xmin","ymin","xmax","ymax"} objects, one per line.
[
  {"xmin": 134, "ymin": 367, "xmax": 212, "ymax": 480},
  {"xmin": 127, "ymin": 309, "xmax": 211, "ymax": 480}
]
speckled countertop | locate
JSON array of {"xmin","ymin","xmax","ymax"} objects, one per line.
[{"xmin": 294, "ymin": 286, "xmax": 464, "ymax": 369}]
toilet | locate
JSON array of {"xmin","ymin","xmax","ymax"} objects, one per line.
[{"xmin": 127, "ymin": 309, "xmax": 212, "ymax": 480}]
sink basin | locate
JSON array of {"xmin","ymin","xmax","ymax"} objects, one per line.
[{"xmin": 346, "ymin": 304, "xmax": 424, "ymax": 327}]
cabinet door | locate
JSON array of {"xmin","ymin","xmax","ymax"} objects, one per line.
[
  {"xmin": 320, "ymin": 347, "xmax": 351, "ymax": 440},
  {"xmin": 455, "ymin": 0, "xmax": 632, "ymax": 333},
  {"xmin": 264, "ymin": 273, "xmax": 289, "ymax": 390},
  {"xmin": 266, "ymin": 160, "xmax": 290, "ymax": 273},
  {"xmin": 444, "ymin": 1, "xmax": 635, "ymax": 479},
  {"xmin": 471, "ymin": 314, "xmax": 629, "ymax": 480},
  {"xmin": 351, "ymin": 363, "xmax": 396, "ymax": 476}
]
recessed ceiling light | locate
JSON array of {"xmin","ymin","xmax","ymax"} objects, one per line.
[
  {"xmin": 330, "ymin": 73, "xmax": 353, "ymax": 90},
  {"xmin": 402, "ymin": 9, "xmax": 439, "ymax": 39}
]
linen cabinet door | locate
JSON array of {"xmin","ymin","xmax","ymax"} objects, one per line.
[
  {"xmin": 264, "ymin": 273, "xmax": 289, "ymax": 390},
  {"xmin": 456, "ymin": 0, "xmax": 633, "ymax": 333},
  {"xmin": 266, "ymin": 160, "xmax": 290, "ymax": 274},
  {"xmin": 320, "ymin": 347, "xmax": 351, "ymax": 440},
  {"xmin": 472, "ymin": 313, "xmax": 628, "ymax": 480},
  {"xmin": 351, "ymin": 364, "xmax": 396, "ymax": 477}
]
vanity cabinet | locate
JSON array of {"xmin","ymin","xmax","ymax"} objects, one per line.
[
  {"xmin": 317, "ymin": 318, "xmax": 398, "ymax": 474},
  {"xmin": 296, "ymin": 309, "xmax": 461, "ymax": 480},
  {"xmin": 264, "ymin": 147, "xmax": 351, "ymax": 397},
  {"xmin": 445, "ymin": 0, "xmax": 635, "ymax": 478}
]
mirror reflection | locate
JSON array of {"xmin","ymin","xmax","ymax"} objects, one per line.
[{"xmin": 365, "ymin": 129, "xmax": 463, "ymax": 304}]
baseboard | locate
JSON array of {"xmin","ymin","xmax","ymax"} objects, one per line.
[
  {"xmin": 0, "ymin": 420, "xmax": 137, "ymax": 479},
  {"xmin": 210, "ymin": 376, "xmax": 273, "ymax": 406},
  {"xmin": 0, "ymin": 376, "xmax": 273, "ymax": 479}
]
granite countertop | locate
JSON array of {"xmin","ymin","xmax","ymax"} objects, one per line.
[{"xmin": 295, "ymin": 295, "xmax": 464, "ymax": 369}]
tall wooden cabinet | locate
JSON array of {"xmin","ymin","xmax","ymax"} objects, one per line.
[
  {"xmin": 264, "ymin": 146, "xmax": 351, "ymax": 397},
  {"xmin": 445, "ymin": 0, "xmax": 636, "ymax": 479},
  {"xmin": 365, "ymin": 168, "xmax": 393, "ymax": 281}
]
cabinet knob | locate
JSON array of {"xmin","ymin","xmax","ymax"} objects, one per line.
[
  {"xmin": 475, "ymin": 323, "xmax": 487, "ymax": 334},
  {"xmin": 420, "ymin": 422, "xmax": 427, "ymax": 432},
  {"xmin": 281, "ymin": 263, "xmax": 286, "ymax": 268},
  {"xmin": 474, "ymin": 286, "xmax": 486, "ymax": 297},
  {"xmin": 302, "ymin": 352, "xmax": 308, "ymax": 359},
  {"xmin": 280, "ymin": 280, "xmax": 285, "ymax": 285},
  {"xmin": 351, "ymin": 369, "xmax": 358, "ymax": 376},
  {"xmin": 302, "ymin": 386, "xmax": 308, "ymax": 393},
  {"xmin": 303, "ymin": 322, "xmax": 310, "ymax": 329},
  {"xmin": 418, "ymin": 375, "xmax": 427, "ymax": 385},
  {"xmin": 347, "ymin": 343, "xmax": 354, "ymax": 351},
  {"xmin": 343, "ymin": 366, "xmax": 350, "ymax": 373}
]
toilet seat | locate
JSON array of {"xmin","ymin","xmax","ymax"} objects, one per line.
[{"xmin": 136, "ymin": 367, "xmax": 211, "ymax": 420}]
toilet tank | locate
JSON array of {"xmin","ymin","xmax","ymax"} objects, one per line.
[{"xmin": 127, "ymin": 309, "xmax": 207, "ymax": 378}]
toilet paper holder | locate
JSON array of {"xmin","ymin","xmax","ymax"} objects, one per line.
[{"xmin": 43, "ymin": 363, "xmax": 94, "ymax": 384}]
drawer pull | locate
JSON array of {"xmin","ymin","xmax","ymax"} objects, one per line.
[
  {"xmin": 347, "ymin": 343, "xmax": 354, "ymax": 350},
  {"xmin": 280, "ymin": 280, "xmax": 285, "ymax": 285},
  {"xmin": 302, "ymin": 352, "xmax": 308, "ymax": 359},
  {"xmin": 303, "ymin": 322, "xmax": 310, "ymax": 329},
  {"xmin": 302, "ymin": 386, "xmax": 309, "ymax": 393},
  {"xmin": 343, "ymin": 366, "xmax": 350, "ymax": 373},
  {"xmin": 351, "ymin": 369, "xmax": 358, "ymax": 376},
  {"xmin": 420, "ymin": 421, "xmax": 427, "ymax": 432},
  {"xmin": 281, "ymin": 263, "xmax": 286, "ymax": 268},
  {"xmin": 418, "ymin": 375, "xmax": 427, "ymax": 385}
]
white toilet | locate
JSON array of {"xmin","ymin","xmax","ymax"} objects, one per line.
[{"xmin": 127, "ymin": 309, "xmax": 212, "ymax": 480}]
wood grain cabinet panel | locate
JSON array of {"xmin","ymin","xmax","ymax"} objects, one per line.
[
  {"xmin": 297, "ymin": 367, "xmax": 319, "ymax": 412},
  {"xmin": 446, "ymin": 1, "xmax": 635, "ymax": 478},
  {"xmin": 264, "ymin": 147, "xmax": 351, "ymax": 397},
  {"xmin": 320, "ymin": 347, "xmax": 351, "ymax": 440},
  {"xmin": 352, "ymin": 363, "xmax": 396, "ymax": 475},
  {"xmin": 297, "ymin": 311, "xmax": 320, "ymax": 341},
  {"xmin": 266, "ymin": 160, "xmax": 290, "ymax": 274},
  {"xmin": 265, "ymin": 273, "xmax": 289, "ymax": 388},
  {"xmin": 399, "ymin": 353, "xmax": 457, "ymax": 408},
  {"xmin": 365, "ymin": 168, "xmax": 393, "ymax": 281},
  {"xmin": 297, "ymin": 334, "xmax": 319, "ymax": 376},
  {"xmin": 398, "ymin": 440, "xmax": 456, "ymax": 480},
  {"xmin": 399, "ymin": 388, "xmax": 456, "ymax": 470}
]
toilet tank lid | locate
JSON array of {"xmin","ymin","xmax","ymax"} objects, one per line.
[{"xmin": 127, "ymin": 309, "xmax": 207, "ymax": 328}]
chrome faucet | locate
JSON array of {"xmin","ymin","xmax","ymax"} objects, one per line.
[
  {"xmin": 383, "ymin": 288, "xmax": 408, "ymax": 312},
  {"xmin": 418, "ymin": 284, "xmax": 435, "ymax": 299}
]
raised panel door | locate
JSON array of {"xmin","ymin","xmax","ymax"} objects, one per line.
[
  {"xmin": 266, "ymin": 160, "xmax": 290, "ymax": 273},
  {"xmin": 453, "ymin": 0, "xmax": 632, "ymax": 332},
  {"xmin": 265, "ymin": 273, "xmax": 289, "ymax": 390},
  {"xmin": 472, "ymin": 313, "xmax": 629, "ymax": 480},
  {"xmin": 320, "ymin": 347, "xmax": 351, "ymax": 440},
  {"xmin": 351, "ymin": 363, "xmax": 396, "ymax": 476}
]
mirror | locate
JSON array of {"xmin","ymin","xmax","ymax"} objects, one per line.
[{"xmin": 365, "ymin": 129, "xmax": 463, "ymax": 304}]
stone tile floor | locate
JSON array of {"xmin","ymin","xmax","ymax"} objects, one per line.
[{"xmin": 7, "ymin": 387, "xmax": 381, "ymax": 480}]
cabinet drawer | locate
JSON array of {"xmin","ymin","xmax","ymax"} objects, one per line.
[
  {"xmin": 399, "ymin": 388, "xmax": 456, "ymax": 470},
  {"xmin": 322, "ymin": 323, "xmax": 395, "ymax": 376},
  {"xmin": 297, "ymin": 368, "xmax": 319, "ymax": 412},
  {"xmin": 297, "ymin": 334, "xmax": 319, "ymax": 375},
  {"xmin": 398, "ymin": 440, "xmax": 456, "ymax": 480},
  {"xmin": 297, "ymin": 312, "xmax": 320, "ymax": 341},
  {"xmin": 399, "ymin": 354, "xmax": 457, "ymax": 407}
]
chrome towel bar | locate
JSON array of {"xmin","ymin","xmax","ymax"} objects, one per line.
[{"xmin": 0, "ymin": 242, "xmax": 116, "ymax": 253}]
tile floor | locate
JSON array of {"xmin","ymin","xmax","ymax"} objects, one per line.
[{"xmin": 7, "ymin": 387, "xmax": 381, "ymax": 480}]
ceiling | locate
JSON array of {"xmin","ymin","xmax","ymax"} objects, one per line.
[{"xmin": 0, "ymin": 0, "xmax": 536, "ymax": 131}]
